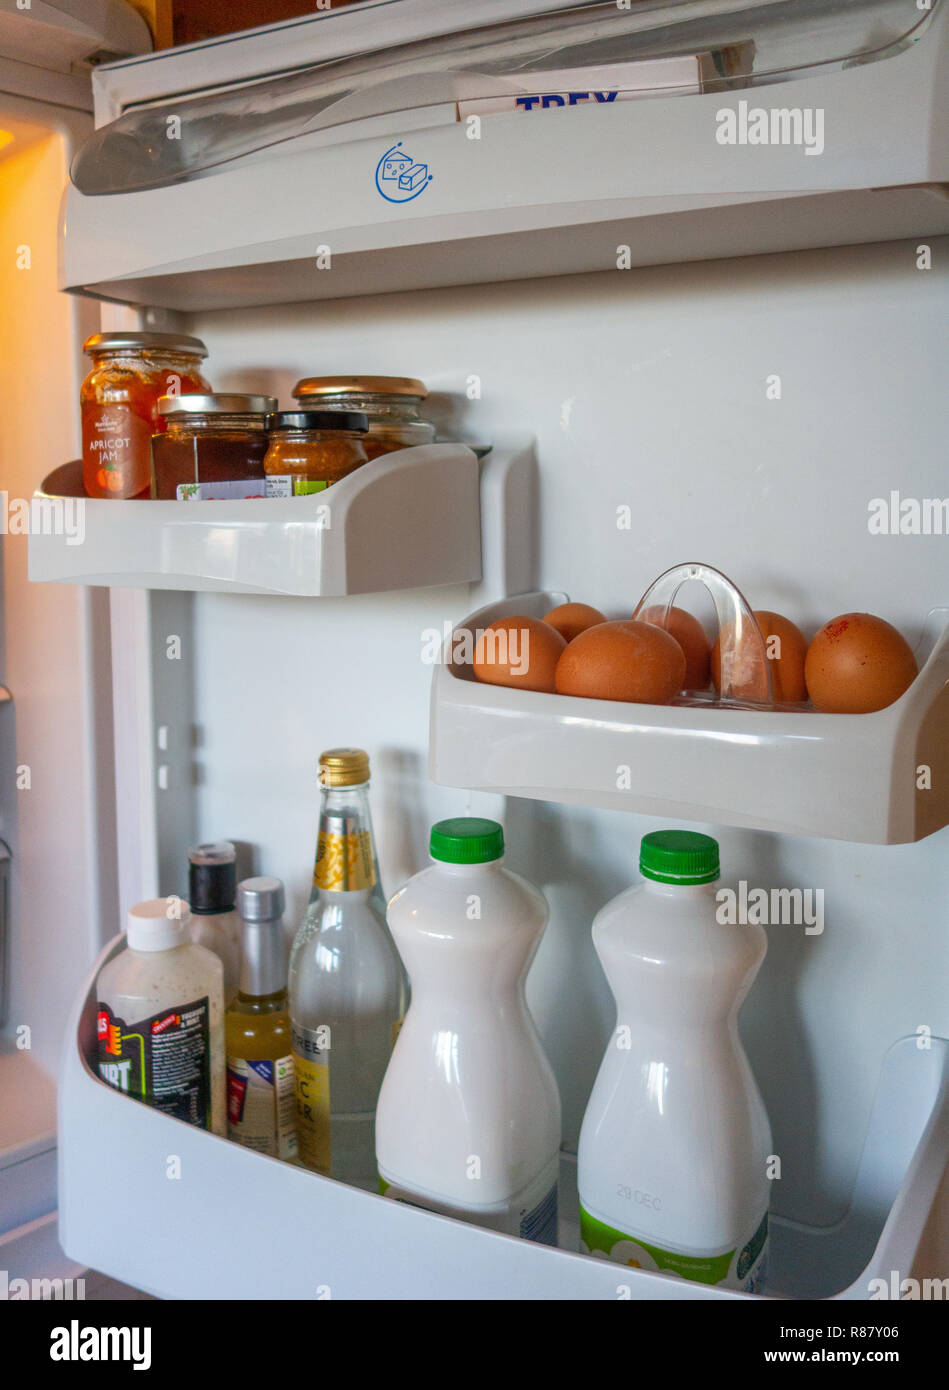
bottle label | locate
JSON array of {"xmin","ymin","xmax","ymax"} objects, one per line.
[
  {"xmin": 379, "ymin": 1171, "xmax": 559, "ymax": 1245},
  {"xmin": 314, "ymin": 829, "xmax": 376, "ymax": 892},
  {"xmin": 292, "ymin": 1023, "xmax": 331, "ymax": 1174},
  {"xmin": 97, "ymin": 997, "xmax": 212, "ymax": 1129},
  {"xmin": 226, "ymin": 1055, "xmax": 298, "ymax": 1159},
  {"xmin": 579, "ymin": 1204, "xmax": 769, "ymax": 1292}
]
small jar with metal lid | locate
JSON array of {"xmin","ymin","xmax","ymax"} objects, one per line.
[
  {"xmin": 263, "ymin": 410, "xmax": 369, "ymax": 496},
  {"xmin": 291, "ymin": 377, "xmax": 435, "ymax": 460},
  {"xmin": 151, "ymin": 394, "xmax": 276, "ymax": 500},
  {"xmin": 81, "ymin": 331, "xmax": 211, "ymax": 499}
]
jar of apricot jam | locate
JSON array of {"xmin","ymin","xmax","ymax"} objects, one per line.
[{"xmin": 81, "ymin": 332, "xmax": 211, "ymax": 499}]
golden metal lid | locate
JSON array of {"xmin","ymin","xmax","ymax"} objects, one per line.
[
  {"xmin": 319, "ymin": 747, "xmax": 370, "ymax": 787},
  {"xmin": 293, "ymin": 376, "xmax": 428, "ymax": 400},
  {"xmin": 83, "ymin": 330, "xmax": 208, "ymax": 358}
]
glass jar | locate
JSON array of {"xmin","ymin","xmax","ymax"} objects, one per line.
[
  {"xmin": 151, "ymin": 394, "xmax": 276, "ymax": 500},
  {"xmin": 263, "ymin": 411, "xmax": 369, "ymax": 496},
  {"xmin": 81, "ymin": 331, "xmax": 211, "ymax": 499},
  {"xmin": 291, "ymin": 376, "xmax": 435, "ymax": 460}
]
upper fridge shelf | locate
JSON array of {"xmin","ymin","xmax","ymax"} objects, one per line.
[
  {"xmin": 28, "ymin": 444, "xmax": 482, "ymax": 597},
  {"xmin": 429, "ymin": 593, "xmax": 949, "ymax": 846},
  {"xmin": 60, "ymin": 2, "xmax": 949, "ymax": 310}
]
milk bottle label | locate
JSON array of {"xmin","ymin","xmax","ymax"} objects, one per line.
[
  {"xmin": 379, "ymin": 1167, "xmax": 559, "ymax": 1245},
  {"xmin": 580, "ymin": 1205, "xmax": 768, "ymax": 1292},
  {"xmin": 97, "ymin": 996, "xmax": 212, "ymax": 1129}
]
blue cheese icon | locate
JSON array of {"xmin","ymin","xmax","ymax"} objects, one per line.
[
  {"xmin": 381, "ymin": 149, "xmax": 412, "ymax": 181},
  {"xmin": 399, "ymin": 162, "xmax": 429, "ymax": 192},
  {"xmin": 375, "ymin": 142, "xmax": 433, "ymax": 202}
]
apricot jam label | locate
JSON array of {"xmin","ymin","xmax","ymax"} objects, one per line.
[{"xmin": 82, "ymin": 404, "xmax": 152, "ymax": 498}]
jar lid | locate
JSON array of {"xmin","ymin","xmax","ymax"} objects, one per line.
[
  {"xmin": 157, "ymin": 393, "xmax": 277, "ymax": 416},
  {"xmin": 639, "ymin": 830, "xmax": 720, "ymax": 885},
  {"xmin": 430, "ymin": 818, "xmax": 504, "ymax": 865},
  {"xmin": 83, "ymin": 330, "xmax": 208, "ymax": 358},
  {"xmin": 293, "ymin": 376, "xmax": 428, "ymax": 400},
  {"xmin": 268, "ymin": 410, "xmax": 369, "ymax": 433},
  {"xmin": 318, "ymin": 748, "xmax": 370, "ymax": 788}
]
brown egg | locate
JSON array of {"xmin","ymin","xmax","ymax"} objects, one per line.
[
  {"xmin": 804, "ymin": 613, "xmax": 917, "ymax": 714},
  {"xmin": 543, "ymin": 602, "xmax": 607, "ymax": 644},
  {"xmin": 555, "ymin": 620, "xmax": 686, "ymax": 704},
  {"xmin": 639, "ymin": 605, "xmax": 711, "ymax": 691},
  {"xmin": 712, "ymin": 611, "xmax": 807, "ymax": 703},
  {"xmin": 473, "ymin": 616, "xmax": 566, "ymax": 694}
]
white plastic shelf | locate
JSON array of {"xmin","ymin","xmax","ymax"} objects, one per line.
[
  {"xmin": 429, "ymin": 593, "xmax": 949, "ymax": 845},
  {"xmin": 28, "ymin": 444, "xmax": 481, "ymax": 597},
  {"xmin": 59, "ymin": 938, "xmax": 949, "ymax": 1300},
  {"xmin": 61, "ymin": 7, "xmax": 949, "ymax": 311}
]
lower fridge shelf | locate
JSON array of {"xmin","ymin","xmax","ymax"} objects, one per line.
[{"xmin": 60, "ymin": 939, "xmax": 949, "ymax": 1301}]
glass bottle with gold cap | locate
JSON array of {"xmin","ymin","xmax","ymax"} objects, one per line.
[{"xmin": 288, "ymin": 748, "xmax": 407, "ymax": 1189}]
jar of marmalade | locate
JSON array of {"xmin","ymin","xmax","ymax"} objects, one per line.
[
  {"xmin": 81, "ymin": 332, "xmax": 210, "ymax": 499},
  {"xmin": 263, "ymin": 410, "xmax": 369, "ymax": 495},
  {"xmin": 290, "ymin": 377, "xmax": 434, "ymax": 460}
]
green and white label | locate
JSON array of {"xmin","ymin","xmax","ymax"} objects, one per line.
[{"xmin": 580, "ymin": 1205, "xmax": 768, "ymax": 1292}]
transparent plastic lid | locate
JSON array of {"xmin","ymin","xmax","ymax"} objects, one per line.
[
  {"xmin": 632, "ymin": 561, "xmax": 775, "ymax": 707},
  {"xmin": 71, "ymin": 0, "xmax": 933, "ymax": 195}
]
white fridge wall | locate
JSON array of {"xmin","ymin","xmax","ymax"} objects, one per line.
[
  {"xmin": 0, "ymin": 103, "xmax": 113, "ymax": 1081},
  {"xmin": 172, "ymin": 236, "xmax": 949, "ymax": 1231}
]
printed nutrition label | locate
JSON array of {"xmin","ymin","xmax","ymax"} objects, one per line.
[{"xmin": 98, "ymin": 996, "xmax": 212, "ymax": 1129}]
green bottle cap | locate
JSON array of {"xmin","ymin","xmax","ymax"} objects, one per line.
[
  {"xmin": 430, "ymin": 818, "xmax": 504, "ymax": 865},
  {"xmin": 639, "ymin": 830, "xmax": 720, "ymax": 885}
]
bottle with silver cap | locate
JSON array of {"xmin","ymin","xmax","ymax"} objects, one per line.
[
  {"xmin": 225, "ymin": 878, "xmax": 296, "ymax": 1160},
  {"xmin": 96, "ymin": 897, "xmax": 226, "ymax": 1135},
  {"xmin": 288, "ymin": 748, "xmax": 407, "ymax": 1189}
]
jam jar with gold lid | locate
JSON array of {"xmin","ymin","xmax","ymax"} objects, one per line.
[
  {"xmin": 81, "ymin": 331, "xmax": 210, "ymax": 499},
  {"xmin": 291, "ymin": 376, "xmax": 434, "ymax": 460}
]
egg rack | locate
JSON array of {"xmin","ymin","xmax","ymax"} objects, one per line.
[{"xmin": 429, "ymin": 592, "xmax": 949, "ymax": 845}]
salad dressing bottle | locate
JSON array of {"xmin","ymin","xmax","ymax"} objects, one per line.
[{"xmin": 96, "ymin": 898, "xmax": 226, "ymax": 1134}]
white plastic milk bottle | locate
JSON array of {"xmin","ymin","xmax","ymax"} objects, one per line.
[
  {"xmin": 375, "ymin": 818, "xmax": 562, "ymax": 1243},
  {"xmin": 578, "ymin": 830, "xmax": 772, "ymax": 1292}
]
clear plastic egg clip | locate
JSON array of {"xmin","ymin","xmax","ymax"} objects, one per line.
[{"xmin": 631, "ymin": 561, "xmax": 775, "ymax": 708}]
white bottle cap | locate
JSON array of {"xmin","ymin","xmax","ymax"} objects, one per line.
[{"xmin": 127, "ymin": 897, "xmax": 190, "ymax": 951}]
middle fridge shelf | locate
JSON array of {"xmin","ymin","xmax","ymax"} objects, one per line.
[{"xmin": 429, "ymin": 592, "xmax": 949, "ymax": 845}]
